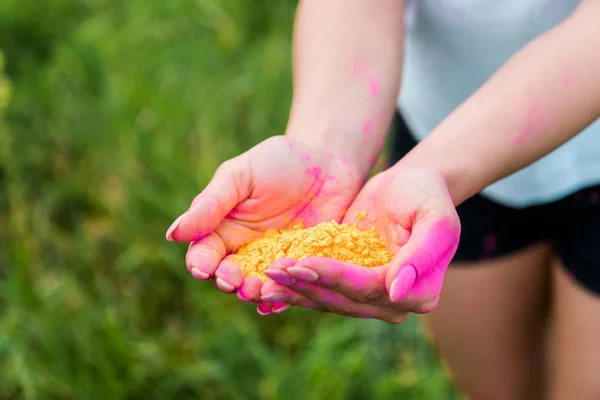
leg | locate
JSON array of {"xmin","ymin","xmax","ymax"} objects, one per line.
[
  {"xmin": 550, "ymin": 261, "xmax": 600, "ymax": 400},
  {"xmin": 422, "ymin": 242, "xmax": 552, "ymax": 400}
]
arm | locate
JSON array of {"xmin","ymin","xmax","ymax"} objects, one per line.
[
  {"xmin": 285, "ymin": 0, "xmax": 405, "ymax": 178},
  {"xmin": 396, "ymin": 0, "xmax": 600, "ymax": 205}
]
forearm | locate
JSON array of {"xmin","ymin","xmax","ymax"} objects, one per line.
[
  {"xmin": 285, "ymin": 0, "xmax": 405, "ymax": 177},
  {"xmin": 395, "ymin": 1, "xmax": 600, "ymax": 205}
]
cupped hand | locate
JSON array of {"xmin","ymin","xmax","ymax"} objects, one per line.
[
  {"xmin": 165, "ymin": 136, "xmax": 363, "ymax": 314},
  {"xmin": 259, "ymin": 168, "xmax": 461, "ymax": 323}
]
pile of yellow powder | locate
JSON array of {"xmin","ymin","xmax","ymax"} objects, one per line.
[{"xmin": 234, "ymin": 220, "xmax": 393, "ymax": 280}]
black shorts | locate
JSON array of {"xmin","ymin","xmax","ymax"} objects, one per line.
[{"xmin": 389, "ymin": 111, "xmax": 600, "ymax": 296}]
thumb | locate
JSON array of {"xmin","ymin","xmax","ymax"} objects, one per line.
[
  {"xmin": 166, "ymin": 157, "xmax": 251, "ymax": 242},
  {"xmin": 385, "ymin": 215, "xmax": 460, "ymax": 303}
]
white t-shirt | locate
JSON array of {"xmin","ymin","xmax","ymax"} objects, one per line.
[{"xmin": 398, "ymin": 0, "xmax": 600, "ymax": 208}]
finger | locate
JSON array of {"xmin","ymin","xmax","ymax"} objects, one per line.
[
  {"xmin": 185, "ymin": 232, "xmax": 226, "ymax": 279},
  {"xmin": 214, "ymin": 254, "xmax": 245, "ymax": 293},
  {"xmin": 260, "ymin": 279, "xmax": 319, "ymax": 309},
  {"xmin": 386, "ymin": 216, "xmax": 460, "ymax": 304},
  {"xmin": 291, "ymin": 279, "xmax": 410, "ymax": 323},
  {"xmin": 167, "ymin": 157, "xmax": 251, "ymax": 242},
  {"xmin": 237, "ymin": 276, "xmax": 263, "ymax": 303},
  {"xmin": 290, "ymin": 257, "xmax": 386, "ymax": 303}
]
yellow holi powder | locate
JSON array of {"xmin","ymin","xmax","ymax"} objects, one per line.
[{"xmin": 234, "ymin": 216, "xmax": 393, "ymax": 281}]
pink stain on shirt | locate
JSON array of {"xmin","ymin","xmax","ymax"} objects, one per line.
[
  {"xmin": 589, "ymin": 191, "xmax": 599, "ymax": 204},
  {"xmin": 482, "ymin": 234, "xmax": 497, "ymax": 257}
]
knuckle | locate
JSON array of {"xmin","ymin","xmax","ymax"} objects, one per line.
[
  {"xmin": 385, "ymin": 312, "xmax": 410, "ymax": 325},
  {"xmin": 412, "ymin": 297, "xmax": 439, "ymax": 314},
  {"xmin": 356, "ymin": 285, "xmax": 380, "ymax": 303}
]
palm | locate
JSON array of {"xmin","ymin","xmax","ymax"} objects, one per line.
[
  {"xmin": 342, "ymin": 171, "xmax": 413, "ymax": 254},
  {"xmin": 172, "ymin": 136, "xmax": 363, "ymax": 304},
  {"xmin": 215, "ymin": 136, "xmax": 361, "ymax": 250},
  {"xmin": 258, "ymin": 168, "xmax": 461, "ymax": 321}
]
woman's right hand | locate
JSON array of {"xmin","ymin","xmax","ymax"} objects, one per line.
[{"xmin": 165, "ymin": 135, "xmax": 363, "ymax": 314}]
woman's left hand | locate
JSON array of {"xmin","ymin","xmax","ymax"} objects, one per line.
[{"xmin": 259, "ymin": 168, "xmax": 461, "ymax": 323}]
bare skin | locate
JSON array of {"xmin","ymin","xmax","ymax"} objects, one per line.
[
  {"xmin": 422, "ymin": 243, "xmax": 552, "ymax": 400},
  {"xmin": 551, "ymin": 259, "xmax": 600, "ymax": 400}
]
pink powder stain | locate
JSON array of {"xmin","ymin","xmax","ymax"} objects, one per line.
[
  {"xmin": 305, "ymin": 166, "xmax": 322, "ymax": 179},
  {"xmin": 362, "ymin": 113, "xmax": 383, "ymax": 135},
  {"xmin": 362, "ymin": 119, "xmax": 376, "ymax": 134},
  {"xmin": 482, "ymin": 234, "xmax": 497, "ymax": 256},
  {"xmin": 354, "ymin": 62, "xmax": 380, "ymax": 98},
  {"xmin": 513, "ymin": 100, "xmax": 546, "ymax": 145},
  {"xmin": 287, "ymin": 140, "xmax": 294, "ymax": 148},
  {"xmin": 391, "ymin": 217, "xmax": 460, "ymax": 302},
  {"xmin": 303, "ymin": 154, "xmax": 311, "ymax": 162},
  {"xmin": 589, "ymin": 191, "xmax": 599, "ymax": 204},
  {"xmin": 369, "ymin": 156, "xmax": 377, "ymax": 166},
  {"xmin": 562, "ymin": 75, "xmax": 573, "ymax": 87}
]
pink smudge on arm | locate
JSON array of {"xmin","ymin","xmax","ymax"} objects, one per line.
[
  {"xmin": 362, "ymin": 119, "xmax": 376, "ymax": 134},
  {"xmin": 361, "ymin": 113, "xmax": 384, "ymax": 144},
  {"xmin": 354, "ymin": 61, "xmax": 380, "ymax": 98},
  {"xmin": 513, "ymin": 99, "xmax": 546, "ymax": 145},
  {"xmin": 562, "ymin": 75, "xmax": 573, "ymax": 87}
]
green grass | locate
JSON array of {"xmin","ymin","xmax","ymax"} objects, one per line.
[{"xmin": 0, "ymin": 1, "xmax": 460, "ymax": 398}]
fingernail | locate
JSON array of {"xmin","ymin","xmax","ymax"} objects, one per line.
[
  {"xmin": 166, "ymin": 213, "xmax": 186, "ymax": 241},
  {"xmin": 257, "ymin": 303, "xmax": 272, "ymax": 316},
  {"xmin": 287, "ymin": 266, "xmax": 319, "ymax": 282},
  {"xmin": 237, "ymin": 290, "xmax": 252, "ymax": 302},
  {"xmin": 216, "ymin": 277, "xmax": 235, "ymax": 293},
  {"xmin": 389, "ymin": 266, "xmax": 417, "ymax": 303},
  {"xmin": 190, "ymin": 268, "xmax": 210, "ymax": 280},
  {"xmin": 264, "ymin": 269, "xmax": 295, "ymax": 286},
  {"xmin": 260, "ymin": 292, "xmax": 289, "ymax": 303},
  {"xmin": 272, "ymin": 303, "xmax": 291, "ymax": 314}
]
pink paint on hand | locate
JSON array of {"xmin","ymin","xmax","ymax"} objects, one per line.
[
  {"xmin": 389, "ymin": 217, "xmax": 460, "ymax": 304},
  {"xmin": 305, "ymin": 166, "xmax": 322, "ymax": 179}
]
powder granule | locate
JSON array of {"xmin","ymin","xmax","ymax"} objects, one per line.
[{"xmin": 234, "ymin": 220, "xmax": 393, "ymax": 281}]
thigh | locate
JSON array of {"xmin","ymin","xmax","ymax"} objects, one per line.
[
  {"xmin": 422, "ymin": 242, "xmax": 552, "ymax": 400},
  {"xmin": 550, "ymin": 190, "xmax": 600, "ymax": 400},
  {"xmin": 550, "ymin": 262, "xmax": 600, "ymax": 400}
]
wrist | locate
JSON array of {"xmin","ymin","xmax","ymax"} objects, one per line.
[
  {"xmin": 285, "ymin": 110, "xmax": 393, "ymax": 179},
  {"xmin": 389, "ymin": 140, "xmax": 482, "ymax": 206}
]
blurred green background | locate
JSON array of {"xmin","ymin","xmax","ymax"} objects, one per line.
[{"xmin": 0, "ymin": 1, "xmax": 461, "ymax": 399}]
